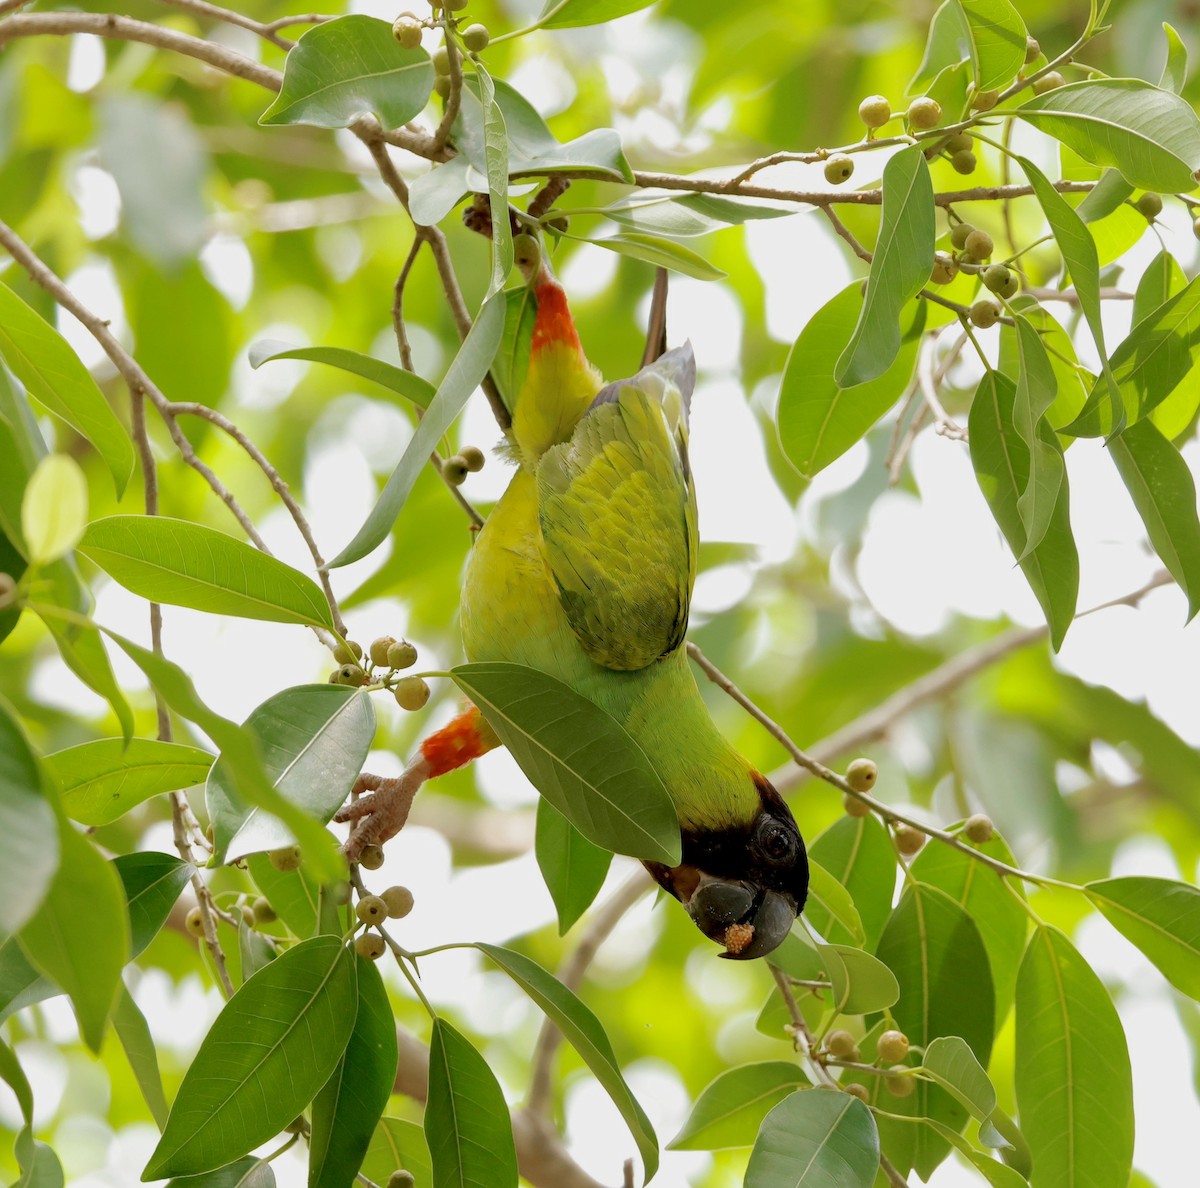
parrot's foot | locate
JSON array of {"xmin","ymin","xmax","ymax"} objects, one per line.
[{"xmin": 335, "ymin": 757, "xmax": 430, "ymax": 863}]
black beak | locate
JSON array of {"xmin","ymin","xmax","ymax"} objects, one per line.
[{"xmin": 685, "ymin": 876, "xmax": 798, "ymax": 960}]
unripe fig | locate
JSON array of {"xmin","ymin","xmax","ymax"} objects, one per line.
[
  {"xmin": 844, "ymin": 1083, "xmax": 870, "ymax": 1102},
  {"xmin": 843, "ymin": 793, "xmax": 871, "ymax": 818},
  {"xmin": 460, "ymin": 445, "xmax": 486, "ymax": 471},
  {"xmin": 514, "ymin": 232, "xmax": 541, "ymax": 272},
  {"xmin": 971, "ymin": 88, "xmax": 999, "ymax": 111},
  {"xmin": 388, "ymin": 1172, "xmax": 416, "ymax": 1188},
  {"xmin": 970, "ymin": 299, "xmax": 1001, "ymax": 329},
  {"xmin": 858, "ymin": 95, "xmax": 892, "ymax": 129},
  {"xmin": 392, "ymin": 15, "xmax": 422, "ymax": 49},
  {"xmin": 949, "ymin": 222, "xmax": 975, "ymax": 250},
  {"xmin": 240, "ymin": 905, "xmax": 256, "ymax": 927},
  {"xmin": 383, "ymin": 885, "xmax": 415, "ymax": 918},
  {"xmin": 877, "ymin": 1029, "xmax": 910, "ymax": 1062},
  {"xmin": 269, "ymin": 845, "xmax": 302, "ymax": 872},
  {"xmin": 432, "ymin": 45, "xmax": 451, "ymax": 75},
  {"xmin": 337, "ymin": 664, "xmax": 366, "ymax": 687},
  {"xmin": 252, "ymin": 896, "xmax": 277, "ymax": 924},
  {"xmin": 387, "ymin": 640, "xmax": 418, "ymax": 670},
  {"xmin": 370, "ymin": 636, "xmax": 397, "ymax": 667},
  {"xmin": 1032, "ymin": 71, "xmax": 1065, "ymax": 93},
  {"xmin": 907, "ymin": 96, "xmax": 942, "ymax": 129},
  {"xmin": 185, "ymin": 905, "xmax": 206, "ymax": 937},
  {"xmin": 964, "ymin": 813, "xmax": 994, "ymax": 843},
  {"xmin": 356, "ymin": 933, "xmax": 386, "ymax": 960},
  {"xmin": 356, "ymin": 895, "xmax": 389, "ymax": 924},
  {"xmin": 824, "ymin": 155, "xmax": 855, "ymax": 185},
  {"xmin": 333, "ymin": 640, "xmax": 363, "ymax": 665},
  {"xmin": 945, "ymin": 132, "xmax": 973, "ymax": 153},
  {"xmin": 434, "ymin": 75, "xmax": 451, "ymax": 99},
  {"xmin": 963, "ymin": 229, "xmax": 993, "ymax": 260},
  {"xmin": 443, "ymin": 456, "xmax": 469, "ymax": 485},
  {"xmin": 1025, "ymin": 36, "xmax": 1041, "ymax": 63},
  {"xmin": 886, "ymin": 1068, "xmax": 915, "ymax": 1097},
  {"xmin": 997, "ymin": 269, "xmax": 1020, "ymax": 299},
  {"xmin": 394, "ymin": 676, "xmax": 431, "ymax": 711},
  {"xmin": 461, "ymin": 23, "xmax": 489, "ymax": 51},
  {"xmin": 359, "ymin": 843, "xmax": 385, "ymax": 870},
  {"xmin": 931, "ymin": 257, "xmax": 958, "ymax": 285},
  {"xmin": 951, "ymin": 150, "xmax": 978, "ymax": 175},
  {"xmin": 845, "ymin": 758, "xmax": 877, "ymax": 792},
  {"xmin": 1136, "ymin": 192, "xmax": 1163, "ymax": 221},
  {"xmin": 826, "ymin": 1029, "xmax": 858, "ymax": 1059},
  {"xmin": 894, "ymin": 823, "xmax": 926, "ymax": 856},
  {"xmin": 983, "ymin": 264, "xmax": 1013, "ymax": 294}
]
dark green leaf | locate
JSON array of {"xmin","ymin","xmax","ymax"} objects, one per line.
[
  {"xmin": 237, "ymin": 920, "xmax": 276, "ymax": 983},
  {"xmin": 49, "ymin": 739, "xmax": 213, "ymax": 826},
  {"xmin": 477, "ymin": 942, "xmax": 659, "ymax": 1181},
  {"xmin": 145, "ymin": 936, "xmax": 358, "ymax": 1179},
  {"xmin": 206, "ymin": 684, "xmax": 375, "ymax": 864},
  {"xmin": 0, "ymin": 937, "xmax": 56, "ymax": 1027},
  {"xmin": 997, "ymin": 296, "xmax": 1088, "ymax": 430},
  {"xmin": 309, "ymin": 955, "xmax": 398, "ymax": 1188},
  {"xmin": 166, "ymin": 1158, "xmax": 276, "ymax": 1187},
  {"xmin": 1017, "ymin": 79, "xmax": 1200, "ymax": 193},
  {"xmin": 114, "ymin": 984, "xmax": 169, "ymax": 1129},
  {"xmin": 669, "ymin": 1062, "xmax": 809, "ymax": 1151},
  {"xmin": 778, "ymin": 284, "xmax": 919, "ymax": 479},
  {"xmin": 745, "ymin": 1091, "xmax": 879, "ymax": 1187},
  {"xmin": 587, "ymin": 233, "xmax": 726, "ymax": 281},
  {"xmin": 453, "ymin": 662, "xmax": 681, "ymax": 864},
  {"xmin": 953, "ymin": 0, "xmax": 1027, "ymax": 93},
  {"xmin": 806, "ymin": 814, "xmax": 895, "ymax": 950},
  {"xmin": 361, "ymin": 1118, "xmax": 432, "ymax": 1186},
  {"xmin": 249, "ymin": 341, "xmax": 435, "ymax": 409},
  {"xmin": 0, "ymin": 282, "xmax": 133, "ymax": 496},
  {"xmin": 1015, "ymin": 926, "xmax": 1134, "ymax": 1188},
  {"xmin": 112, "ymin": 852, "xmax": 195, "ymax": 959},
  {"xmin": 835, "ymin": 146, "xmax": 934, "ymax": 386},
  {"xmin": 330, "ymin": 293, "xmax": 505, "ymax": 568},
  {"xmin": 426, "ymin": 1017, "xmax": 518, "ymax": 1188},
  {"xmin": 261, "ymin": 16, "xmax": 434, "ymax": 129},
  {"xmin": 540, "ymin": 0, "xmax": 658, "ymax": 29},
  {"xmin": 81, "ymin": 516, "xmax": 334, "ymax": 628},
  {"xmin": 535, "ymin": 799, "xmax": 613, "ymax": 934}
]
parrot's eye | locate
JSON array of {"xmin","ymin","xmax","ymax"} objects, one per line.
[{"xmin": 756, "ymin": 820, "xmax": 797, "ymax": 865}]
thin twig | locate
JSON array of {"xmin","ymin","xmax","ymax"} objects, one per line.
[
  {"xmin": 155, "ymin": 0, "xmax": 294, "ymax": 48},
  {"xmin": 641, "ymin": 268, "xmax": 669, "ymax": 367},
  {"xmin": 260, "ymin": 12, "xmax": 335, "ymax": 34},
  {"xmin": 917, "ymin": 333, "xmax": 967, "ymax": 440},
  {"xmin": 820, "ymin": 204, "xmax": 872, "ymax": 264},
  {"xmin": 880, "ymin": 1153, "xmax": 910, "ymax": 1187}
]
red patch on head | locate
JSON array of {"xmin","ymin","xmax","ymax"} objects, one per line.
[
  {"xmin": 420, "ymin": 706, "xmax": 493, "ymax": 778},
  {"xmin": 531, "ymin": 279, "xmax": 582, "ymax": 357}
]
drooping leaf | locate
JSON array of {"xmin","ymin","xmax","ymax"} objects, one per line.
[
  {"xmin": 953, "ymin": 0, "xmax": 1027, "ymax": 93},
  {"xmin": 260, "ymin": 16, "xmax": 434, "ymax": 129},
  {"xmin": 13, "ymin": 1127, "xmax": 65, "ymax": 1188},
  {"xmin": 0, "ymin": 937, "xmax": 56, "ymax": 1027},
  {"xmin": 114, "ymin": 983, "xmax": 169, "ymax": 1129},
  {"xmin": 477, "ymin": 942, "xmax": 660, "ymax": 1181},
  {"xmin": 835, "ymin": 146, "xmax": 935, "ymax": 387},
  {"xmin": 491, "ymin": 286, "xmax": 537, "ymax": 413},
  {"xmin": 165, "ymin": 1158, "xmax": 276, "ymax": 1187},
  {"xmin": 1015, "ymin": 925, "xmax": 1134, "ymax": 1188},
  {"xmin": 806, "ymin": 861, "xmax": 865, "ymax": 947},
  {"xmin": 821, "ymin": 942, "xmax": 900, "ymax": 1014},
  {"xmin": 475, "ymin": 64, "xmax": 513, "ymax": 300},
  {"xmin": 115, "ymin": 852, "xmax": 195, "ymax": 958},
  {"xmin": 330, "ymin": 293, "xmax": 505, "ymax": 568},
  {"xmin": 1086, "ymin": 876, "xmax": 1200, "ymax": 1000},
  {"xmin": 539, "ymin": 0, "xmax": 659, "ymax": 30},
  {"xmin": 588, "ymin": 233, "xmax": 726, "ymax": 281},
  {"xmin": 425, "ymin": 1017, "xmax": 518, "ymax": 1188},
  {"xmin": 249, "ymin": 341, "xmax": 435, "ymax": 409},
  {"xmin": 247, "ymin": 853, "xmax": 321, "ymax": 939},
  {"xmin": 921, "ymin": 1036, "xmax": 997, "ymax": 1121},
  {"xmin": 778, "ymin": 284, "xmax": 919, "ymax": 479},
  {"xmin": 745, "ymin": 1091, "xmax": 879, "ymax": 1187},
  {"xmin": 80, "ymin": 516, "xmax": 335, "ymax": 629},
  {"xmin": 49, "ymin": 739, "xmax": 213, "ymax": 826},
  {"xmin": 1011, "ymin": 314, "xmax": 1062, "ymax": 558},
  {"xmin": 877, "ymin": 1114, "xmax": 1028, "ymax": 1188},
  {"xmin": 1017, "ymin": 79, "xmax": 1200, "ymax": 194},
  {"xmin": 1076, "ymin": 169, "xmax": 1135, "ymax": 224},
  {"xmin": 1159, "ymin": 23, "xmax": 1188, "ymax": 94},
  {"xmin": 805, "ymin": 814, "xmax": 895, "ymax": 950},
  {"xmin": 535, "ymin": 799, "xmax": 613, "ymax": 934},
  {"xmin": 0, "ymin": 1037, "xmax": 33, "ymax": 1125},
  {"xmin": 206, "ymin": 684, "xmax": 375, "ymax": 863},
  {"xmin": 997, "ymin": 296, "xmax": 1088, "ymax": 431},
  {"xmin": 21, "ymin": 453, "xmax": 87, "ymax": 566},
  {"xmin": 144, "ymin": 935, "xmax": 358, "ymax": 1179},
  {"xmin": 0, "ymin": 281, "xmax": 134, "ymax": 496},
  {"xmin": 453, "ymin": 662, "xmax": 680, "ymax": 864},
  {"xmin": 669, "ymin": 1062, "xmax": 809, "ymax": 1151}
]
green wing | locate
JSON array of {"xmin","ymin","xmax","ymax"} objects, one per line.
[{"xmin": 537, "ymin": 346, "xmax": 697, "ymax": 672}]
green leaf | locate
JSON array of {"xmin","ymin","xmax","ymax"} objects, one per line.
[
  {"xmin": 330, "ymin": 293, "xmax": 505, "ymax": 568},
  {"xmin": 0, "ymin": 282, "xmax": 134, "ymax": 496},
  {"xmin": 0, "ymin": 936, "xmax": 56, "ymax": 1027},
  {"xmin": 475, "ymin": 64, "xmax": 512, "ymax": 300},
  {"xmin": 909, "ymin": 1, "xmax": 970, "ymax": 93},
  {"xmin": 115, "ymin": 852, "xmax": 194, "ymax": 958},
  {"xmin": 669, "ymin": 1062, "xmax": 809, "ymax": 1151},
  {"xmin": 1160, "ymin": 23, "xmax": 1188, "ymax": 93},
  {"xmin": 587, "ymin": 233, "xmax": 726, "ymax": 281},
  {"xmin": 1133, "ymin": 250, "xmax": 1186, "ymax": 329},
  {"xmin": 0, "ymin": 415, "xmax": 30, "ymax": 557},
  {"xmin": 249, "ymin": 341, "xmax": 435, "ymax": 409},
  {"xmin": 49, "ymin": 739, "xmax": 213, "ymax": 826},
  {"xmin": 309, "ymin": 955, "xmax": 398, "ymax": 1188},
  {"xmin": 453, "ymin": 662, "xmax": 681, "ymax": 864},
  {"xmin": 953, "ymin": 0, "xmax": 1027, "ymax": 93},
  {"xmin": 426, "ymin": 1017, "xmax": 518, "ymax": 1188},
  {"xmin": 921, "ymin": 1035, "xmax": 996, "ymax": 1121},
  {"xmin": 13, "ymin": 1127, "xmax": 64, "ymax": 1188},
  {"xmin": 821, "ymin": 942, "xmax": 900, "ymax": 1014},
  {"xmin": 969, "ymin": 370, "xmax": 1078, "ymax": 649},
  {"xmin": 260, "ymin": 16, "xmax": 434, "ymax": 129},
  {"xmin": 1017, "ymin": 79, "xmax": 1200, "ymax": 193},
  {"xmin": 877, "ymin": 1114, "xmax": 1028, "ymax": 1188},
  {"xmin": 806, "ymin": 815, "xmax": 895, "ymax": 950},
  {"xmin": 603, "ymin": 193, "xmax": 793, "ymax": 236},
  {"xmin": 807, "ymin": 861, "xmax": 865, "ymax": 946},
  {"xmin": 535, "ymin": 799, "xmax": 613, "ymax": 934},
  {"xmin": 247, "ymin": 853, "xmax": 321, "ymax": 939},
  {"xmin": 1015, "ymin": 925, "xmax": 1134, "ymax": 1188},
  {"xmin": 19, "ymin": 820, "xmax": 129, "ymax": 1052},
  {"xmin": 1108, "ymin": 419, "xmax": 1200, "ymax": 620},
  {"xmin": 1076, "ymin": 169, "xmax": 1135, "ymax": 223},
  {"xmin": 206, "ymin": 685, "xmax": 375, "ymax": 864},
  {"xmin": 491, "ymin": 286, "xmax": 537, "ymax": 414},
  {"xmin": 145, "ymin": 935, "xmax": 358, "ymax": 1179},
  {"xmin": 745, "ymin": 1090, "xmax": 879, "ymax": 1187},
  {"xmin": 777, "ymin": 284, "xmax": 919, "ymax": 479},
  {"xmin": 874, "ymin": 883, "xmax": 994, "ymax": 1178},
  {"xmin": 114, "ymin": 983, "xmax": 169, "ymax": 1129},
  {"xmin": 835, "ymin": 146, "xmax": 934, "ymax": 387},
  {"xmin": 540, "ymin": 0, "xmax": 659, "ymax": 31},
  {"xmin": 997, "ymin": 296, "xmax": 1088, "ymax": 430},
  {"xmin": 166, "ymin": 1157, "xmax": 276, "ymax": 1187},
  {"xmin": 0, "ymin": 703, "xmax": 59, "ymax": 944},
  {"xmin": 21, "ymin": 454, "xmax": 87, "ymax": 566},
  {"xmin": 1086, "ymin": 876, "xmax": 1200, "ymax": 999},
  {"xmin": 237, "ymin": 919, "xmax": 276, "ymax": 983},
  {"xmin": 477, "ymin": 942, "xmax": 659, "ymax": 1181},
  {"xmin": 0, "ymin": 1037, "xmax": 33, "ymax": 1125},
  {"xmin": 80, "ymin": 515, "xmax": 334, "ymax": 629},
  {"xmin": 1011, "ymin": 314, "xmax": 1062, "ymax": 558},
  {"xmin": 361, "ymin": 1118, "xmax": 432, "ymax": 1187}
]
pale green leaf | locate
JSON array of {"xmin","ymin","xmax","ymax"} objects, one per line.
[
  {"xmin": 669, "ymin": 1062, "xmax": 809, "ymax": 1151},
  {"xmin": 114, "ymin": 984, "xmax": 169, "ymax": 1130},
  {"xmin": 807, "ymin": 860, "xmax": 865, "ymax": 946},
  {"xmin": 21, "ymin": 454, "xmax": 86, "ymax": 566},
  {"xmin": 921, "ymin": 1036, "xmax": 997, "ymax": 1121},
  {"xmin": 540, "ymin": 0, "xmax": 659, "ymax": 31},
  {"xmin": 248, "ymin": 341, "xmax": 435, "ymax": 409},
  {"xmin": 1160, "ymin": 23, "xmax": 1188, "ymax": 94},
  {"xmin": 745, "ymin": 1091, "xmax": 879, "ymax": 1187},
  {"xmin": 361, "ymin": 1118, "xmax": 432, "ymax": 1187},
  {"xmin": 588, "ymin": 233, "xmax": 726, "ymax": 281},
  {"xmin": 953, "ymin": 0, "xmax": 1027, "ymax": 93},
  {"xmin": 821, "ymin": 942, "xmax": 900, "ymax": 1014}
]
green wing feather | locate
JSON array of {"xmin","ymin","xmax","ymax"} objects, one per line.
[{"xmin": 537, "ymin": 366, "xmax": 697, "ymax": 673}]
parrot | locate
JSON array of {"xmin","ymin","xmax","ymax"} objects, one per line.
[{"xmin": 337, "ymin": 249, "xmax": 809, "ymax": 960}]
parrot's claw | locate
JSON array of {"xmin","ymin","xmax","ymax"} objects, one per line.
[{"xmin": 335, "ymin": 759, "xmax": 430, "ymax": 863}]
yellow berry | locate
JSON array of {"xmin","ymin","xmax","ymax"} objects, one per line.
[
  {"xmin": 432, "ymin": 45, "xmax": 451, "ymax": 75},
  {"xmin": 461, "ymin": 23, "xmax": 489, "ymax": 52},
  {"xmin": 355, "ymin": 933, "xmax": 386, "ymax": 960},
  {"xmin": 970, "ymin": 300, "xmax": 1001, "ymax": 329},
  {"xmin": 894, "ymin": 823, "xmax": 925, "ymax": 856},
  {"xmin": 964, "ymin": 813, "xmax": 994, "ymax": 844},
  {"xmin": 434, "ymin": 75, "xmax": 451, "ymax": 100},
  {"xmin": 946, "ymin": 132, "xmax": 973, "ymax": 153},
  {"xmin": 877, "ymin": 1029, "xmax": 910, "ymax": 1063},
  {"xmin": 983, "ymin": 264, "xmax": 1013, "ymax": 294},
  {"xmin": 370, "ymin": 636, "xmax": 397, "ymax": 667},
  {"xmin": 359, "ymin": 844, "xmax": 385, "ymax": 870},
  {"xmin": 845, "ymin": 758, "xmax": 877, "ymax": 793},
  {"xmin": 443, "ymin": 456, "xmax": 469, "ymax": 485},
  {"xmin": 514, "ymin": 232, "xmax": 541, "ymax": 272},
  {"xmin": 388, "ymin": 1172, "xmax": 416, "ymax": 1188},
  {"xmin": 460, "ymin": 445, "xmax": 486, "ymax": 472},
  {"xmin": 386, "ymin": 641, "xmax": 418, "ymax": 670},
  {"xmin": 824, "ymin": 155, "xmax": 855, "ymax": 185},
  {"xmin": 1032, "ymin": 71, "xmax": 1065, "ymax": 94},
  {"xmin": 252, "ymin": 896, "xmax": 276, "ymax": 924},
  {"xmin": 931, "ymin": 257, "xmax": 958, "ymax": 285},
  {"xmin": 333, "ymin": 640, "xmax": 362, "ymax": 665},
  {"xmin": 1136, "ymin": 192, "xmax": 1163, "ymax": 221},
  {"xmin": 393, "ymin": 676, "xmax": 430, "ymax": 711},
  {"xmin": 951, "ymin": 149, "xmax": 978, "ymax": 175},
  {"xmin": 843, "ymin": 793, "xmax": 871, "ymax": 818},
  {"xmin": 964, "ymin": 229, "xmax": 993, "ymax": 260},
  {"xmin": 886, "ymin": 1068, "xmax": 915, "ymax": 1097},
  {"xmin": 826, "ymin": 1029, "xmax": 858, "ymax": 1059},
  {"xmin": 907, "ymin": 96, "xmax": 942, "ymax": 130},
  {"xmin": 971, "ymin": 88, "xmax": 999, "ymax": 111},
  {"xmin": 1025, "ymin": 36, "xmax": 1041, "ymax": 63},
  {"xmin": 185, "ymin": 906, "xmax": 206, "ymax": 937},
  {"xmin": 356, "ymin": 895, "xmax": 389, "ymax": 924},
  {"xmin": 392, "ymin": 15, "xmax": 422, "ymax": 49},
  {"xmin": 858, "ymin": 95, "xmax": 892, "ymax": 129},
  {"xmin": 337, "ymin": 664, "xmax": 366, "ymax": 687},
  {"xmin": 383, "ymin": 885, "xmax": 415, "ymax": 918},
  {"xmin": 950, "ymin": 223, "xmax": 974, "ymax": 250},
  {"xmin": 844, "ymin": 1082, "xmax": 870, "ymax": 1102}
]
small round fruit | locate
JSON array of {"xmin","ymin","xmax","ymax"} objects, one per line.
[
  {"xmin": 460, "ymin": 445, "xmax": 486, "ymax": 472},
  {"xmin": 1032, "ymin": 71, "xmax": 1065, "ymax": 94},
  {"xmin": 547, "ymin": 215, "xmax": 569, "ymax": 234},
  {"xmin": 886, "ymin": 1068, "xmax": 915, "ymax": 1098},
  {"xmin": 370, "ymin": 636, "xmax": 397, "ymax": 667},
  {"xmin": 907, "ymin": 96, "xmax": 942, "ymax": 129},
  {"xmin": 185, "ymin": 905, "xmax": 206, "ymax": 937},
  {"xmin": 845, "ymin": 758, "xmax": 878, "ymax": 792},
  {"xmin": 997, "ymin": 270, "xmax": 1020, "ymax": 299},
  {"xmin": 1025, "ymin": 36, "xmax": 1041, "ymax": 63},
  {"xmin": 844, "ymin": 1083, "xmax": 870, "ymax": 1102},
  {"xmin": 432, "ymin": 45, "xmax": 451, "ymax": 75},
  {"xmin": 951, "ymin": 149, "xmax": 978, "ymax": 175},
  {"xmin": 443, "ymin": 456, "xmax": 469, "ymax": 485},
  {"xmin": 383, "ymin": 885, "xmax": 415, "ymax": 918},
  {"xmin": 394, "ymin": 676, "xmax": 431, "ymax": 711},
  {"xmin": 858, "ymin": 94, "xmax": 892, "ymax": 129},
  {"xmin": 946, "ymin": 132, "xmax": 973, "ymax": 153},
  {"xmin": 970, "ymin": 299, "xmax": 1002, "ymax": 329},
  {"xmin": 252, "ymin": 896, "xmax": 277, "ymax": 924},
  {"xmin": 877, "ymin": 1029, "xmax": 910, "ymax": 1063},
  {"xmin": 356, "ymin": 895, "xmax": 389, "ymax": 924},
  {"xmin": 269, "ymin": 845, "xmax": 302, "ymax": 872},
  {"xmin": 388, "ymin": 1172, "xmax": 417, "ymax": 1188},
  {"xmin": 514, "ymin": 232, "xmax": 541, "ymax": 271},
  {"xmin": 983, "ymin": 264, "xmax": 1013, "ymax": 294},
  {"xmin": 392, "ymin": 15, "xmax": 422, "ymax": 49},
  {"xmin": 826, "ymin": 1029, "xmax": 858, "ymax": 1059},
  {"xmin": 355, "ymin": 933, "xmax": 386, "ymax": 960},
  {"xmin": 843, "ymin": 793, "xmax": 871, "ymax": 818},
  {"xmin": 1136, "ymin": 192, "xmax": 1163, "ymax": 221},
  {"xmin": 387, "ymin": 640, "xmax": 418, "ymax": 670},
  {"xmin": 964, "ymin": 813, "xmax": 994, "ymax": 843},
  {"xmin": 461, "ymin": 22, "xmax": 489, "ymax": 51},
  {"xmin": 963, "ymin": 228, "xmax": 994, "ymax": 260},
  {"xmin": 359, "ymin": 843, "xmax": 385, "ymax": 870},
  {"xmin": 1193, "ymin": 215, "xmax": 1200, "ymax": 241},
  {"xmin": 894, "ymin": 824, "xmax": 926, "ymax": 856},
  {"xmin": 337, "ymin": 664, "xmax": 366, "ymax": 687},
  {"xmin": 434, "ymin": 75, "xmax": 451, "ymax": 99},
  {"xmin": 971, "ymin": 88, "xmax": 999, "ymax": 111},
  {"xmin": 931, "ymin": 257, "xmax": 958, "ymax": 285},
  {"xmin": 333, "ymin": 640, "xmax": 363, "ymax": 665},
  {"xmin": 240, "ymin": 905, "xmax": 256, "ymax": 927},
  {"xmin": 950, "ymin": 222, "xmax": 975, "ymax": 250},
  {"xmin": 824, "ymin": 155, "xmax": 854, "ymax": 185}
]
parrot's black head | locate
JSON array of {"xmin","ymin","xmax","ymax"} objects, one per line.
[{"xmin": 644, "ymin": 774, "xmax": 808, "ymax": 960}]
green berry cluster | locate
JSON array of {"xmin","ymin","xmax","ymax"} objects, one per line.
[{"xmin": 326, "ymin": 635, "xmax": 431, "ymax": 711}]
